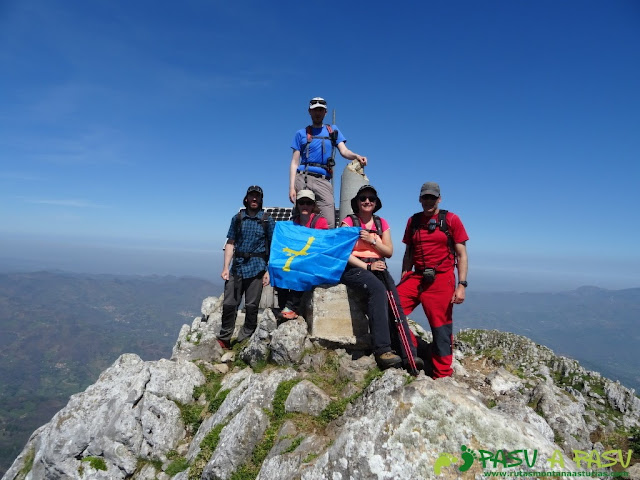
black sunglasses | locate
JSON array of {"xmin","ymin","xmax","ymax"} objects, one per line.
[
  {"xmin": 297, "ymin": 199, "xmax": 314, "ymax": 206},
  {"xmin": 309, "ymin": 99, "xmax": 327, "ymax": 107},
  {"xmin": 358, "ymin": 195, "xmax": 377, "ymax": 202}
]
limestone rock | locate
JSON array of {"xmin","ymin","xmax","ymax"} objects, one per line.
[
  {"xmin": 284, "ymin": 380, "xmax": 331, "ymax": 416},
  {"xmin": 486, "ymin": 367, "xmax": 523, "ymax": 394},
  {"xmin": 529, "ymin": 382, "xmax": 591, "ymax": 452},
  {"xmin": 627, "ymin": 462, "xmax": 640, "ymax": 480},
  {"xmin": 171, "ymin": 314, "xmax": 224, "ymax": 363},
  {"xmin": 270, "ymin": 319, "xmax": 308, "ymax": 365},
  {"xmin": 257, "ymin": 434, "xmax": 330, "ymax": 480},
  {"xmin": 337, "ymin": 351, "xmax": 377, "ymax": 383},
  {"xmin": 495, "ymin": 399, "xmax": 555, "ymax": 442},
  {"xmin": 187, "ymin": 368, "xmax": 298, "ymax": 462},
  {"xmin": 240, "ymin": 308, "xmax": 278, "ymax": 367},
  {"xmin": 298, "ymin": 370, "xmax": 576, "ymax": 480},
  {"xmin": 201, "ymin": 295, "xmax": 223, "ymax": 318},
  {"xmin": 202, "ymin": 403, "xmax": 270, "ymax": 480},
  {"xmin": 3, "ymin": 354, "xmax": 204, "ymax": 480}
]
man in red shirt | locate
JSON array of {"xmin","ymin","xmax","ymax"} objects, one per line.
[{"xmin": 396, "ymin": 182, "xmax": 469, "ymax": 378}]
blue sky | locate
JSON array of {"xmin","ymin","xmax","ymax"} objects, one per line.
[{"xmin": 1, "ymin": 0, "xmax": 639, "ymax": 291}]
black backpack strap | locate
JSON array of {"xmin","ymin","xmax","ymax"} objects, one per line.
[
  {"xmin": 437, "ymin": 210, "xmax": 456, "ymax": 259},
  {"xmin": 410, "ymin": 212, "xmax": 422, "ymax": 236},
  {"xmin": 372, "ymin": 215, "xmax": 383, "ymax": 236},
  {"xmin": 302, "ymin": 124, "xmax": 334, "ymax": 168},
  {"xmin": 309, "ymin": 213, "xmax": 321, "ymax": 229},
  {"xmin": 260, "ymin": 212, "xmax": 271, "ymax": 262},
  {"xmin": 235, "ymin": 210, "xmax": 245, "ymax": 245},
  {"xmin": 348, "ymin": 214, "xmax": 360, "ymax": 227}
]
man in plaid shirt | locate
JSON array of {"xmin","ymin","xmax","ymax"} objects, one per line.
[{"xmin": 217, "ymin": 185, "xmax": 275, "ymax": 348}]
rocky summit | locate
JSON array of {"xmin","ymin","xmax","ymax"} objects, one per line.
[{"xmin": 3, "ymin": 292, "xmax": 640, "ymax": 480}]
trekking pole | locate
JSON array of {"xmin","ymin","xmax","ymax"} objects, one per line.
[{"xmin": 376, "ymin": 270, "xmax": 419, "ymax": 376}]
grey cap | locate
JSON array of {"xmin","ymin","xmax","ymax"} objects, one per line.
[{"xmin": 420, "ymin": 182, "xmax": 440, "ymax": 197}]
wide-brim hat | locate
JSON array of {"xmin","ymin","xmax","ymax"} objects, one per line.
[{"xmin": 350, "ymin": 184, "xmax": 382, "ymax": 214}]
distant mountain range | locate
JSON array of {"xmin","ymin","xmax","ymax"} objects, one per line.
[{"xmin": 0, "ymin": 272, "xmax": 638, "ymax": 476}]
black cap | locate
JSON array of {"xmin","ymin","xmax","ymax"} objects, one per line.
[
  {"xmin": 244, "ymin": 185, "xmax": 264, "ymax": 208},
  {"xmin": 246, "ymin": 185, "xmax": 263, "ymax": 196}
]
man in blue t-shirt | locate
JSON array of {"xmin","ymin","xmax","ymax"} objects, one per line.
[{"xmin": 289, "ymin": 97, "xmax": 368, "ymax": 228}]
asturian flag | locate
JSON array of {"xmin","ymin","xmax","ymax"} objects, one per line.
[{"xmin": 268, "ymin": 222, "xmax": 360, "ymax": 290}]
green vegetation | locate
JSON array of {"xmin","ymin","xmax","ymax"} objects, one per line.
[
  {"xmin": 165, "ymin": 456, "xmax": 189, "ymax": 476},
  {"xmin": 553, "ymin": 432, "xmax": 564, "ymax": 445},
  {"xmin": 81, "ymin": 456, "xmax": 107, "ymax": 471},
  {"xmin": 209, "ymin": 389, "xmax": 231, "ymax": 414},
  {"xmin": 177, "ymin": 402, "xmax": 205, "ymax": 433},
  {"xmin": 188, "ymin": 422, "xmax": 227, "ymax": 480},
  {"xmin": 629, "ymin": 427, "xmax": 640, "ymax": 456},
  {"xmin": 303, "ymin": 452, "xmax": 319, "ymax": 463},
  {"xmin": 16, "ymin": 448, "xmax": 35, "ymax": 479},
  {"xmin": 193, "ymin": 366, "xmax": 223, "ymax": 401},
  {"xmin": 320, "ymin": 367, "xmax": 383, "ymax": 425},
  {"xmin": 282, "ymin": 436, "xmax": 304, "ymax": 454},
  {"xmin": 228, "ymin": 379, "xmax": 302, "ymax": 480}
]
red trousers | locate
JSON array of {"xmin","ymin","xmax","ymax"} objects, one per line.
[{"xmin": 396, "ymin": 270, "xmax": 455, "ymax": 378}]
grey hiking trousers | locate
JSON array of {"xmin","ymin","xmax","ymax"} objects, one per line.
[{"xmin": 219, "ymin": 273, "xmax": 263, "ymax": 343}]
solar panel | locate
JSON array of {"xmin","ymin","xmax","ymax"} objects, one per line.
[
  {"xmin": 263, "ymin": 207, "xmax": 341, "ymax": 223},
  {"xmin": 263, "ymin": 207, "xmax": 293, "ymax": 222}
]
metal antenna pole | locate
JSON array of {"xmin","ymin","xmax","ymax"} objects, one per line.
[{"xmin": 331, "ymin": 109, "xmax": 336, "ymax": 187}]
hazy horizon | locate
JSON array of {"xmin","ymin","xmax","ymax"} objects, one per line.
[{"xmin": 2, "ymin": 231, "xmax": 637, "ymax": 293}]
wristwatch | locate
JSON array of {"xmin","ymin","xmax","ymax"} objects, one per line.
[{"xmin": 458, "ymin": 281, "xmax": 468, "ymax": 287}]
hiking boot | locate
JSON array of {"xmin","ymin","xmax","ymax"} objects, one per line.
[
  {"xmin": 217, "ymin": 338, "xmax": 230, "ymax": 350},
  {"xmin": 375, "ymin": 351, "xmax": 402, "ymax": 370}
]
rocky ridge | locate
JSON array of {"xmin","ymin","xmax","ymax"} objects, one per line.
[{"xmin": 3, "ymin": 295, "xmax": 640, "ymax": 480}]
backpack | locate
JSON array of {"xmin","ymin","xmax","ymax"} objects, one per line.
[
  {"xmin": 301, "ymin": 124, "xmax": 339, "ymax": 174},
  {"xmin": 348, "ymin": 214, "xmax": 383, "ymax": 235},
  {"xmin": 410, "ymin": 209, "xmax": 456, "ymax": 262},
  {"xmin": 234, "ymin": 210, "xmax": 271, "ymax": 261},
  {"xmin": 293, "ymin": 212, "xmax": 323, "ymax": 229}
]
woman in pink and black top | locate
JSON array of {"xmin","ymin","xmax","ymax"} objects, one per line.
[
  {"xmin": 340, "ymin": 185, "xmax": 421, "ymax": 371},
  {"xmin": 277, "ymin": 189, "xmax": 328, "ymax": 320}
]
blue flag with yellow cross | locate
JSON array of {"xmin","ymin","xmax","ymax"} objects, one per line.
[{"xmin": 268, "ymin": 222, "xmax": 360, "ymax": 290}]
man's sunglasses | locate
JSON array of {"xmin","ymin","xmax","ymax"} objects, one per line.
[
  {"xmin": 297, "ymin": 199, "xmax": 314, "ymax": 206},
  {"xmin": 309, "ymin": 100, "xmax": 327, "ymax": 107},
  {"xmin": 358, "ymin": 195, "xmax": 377, "ymax": 202}
]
